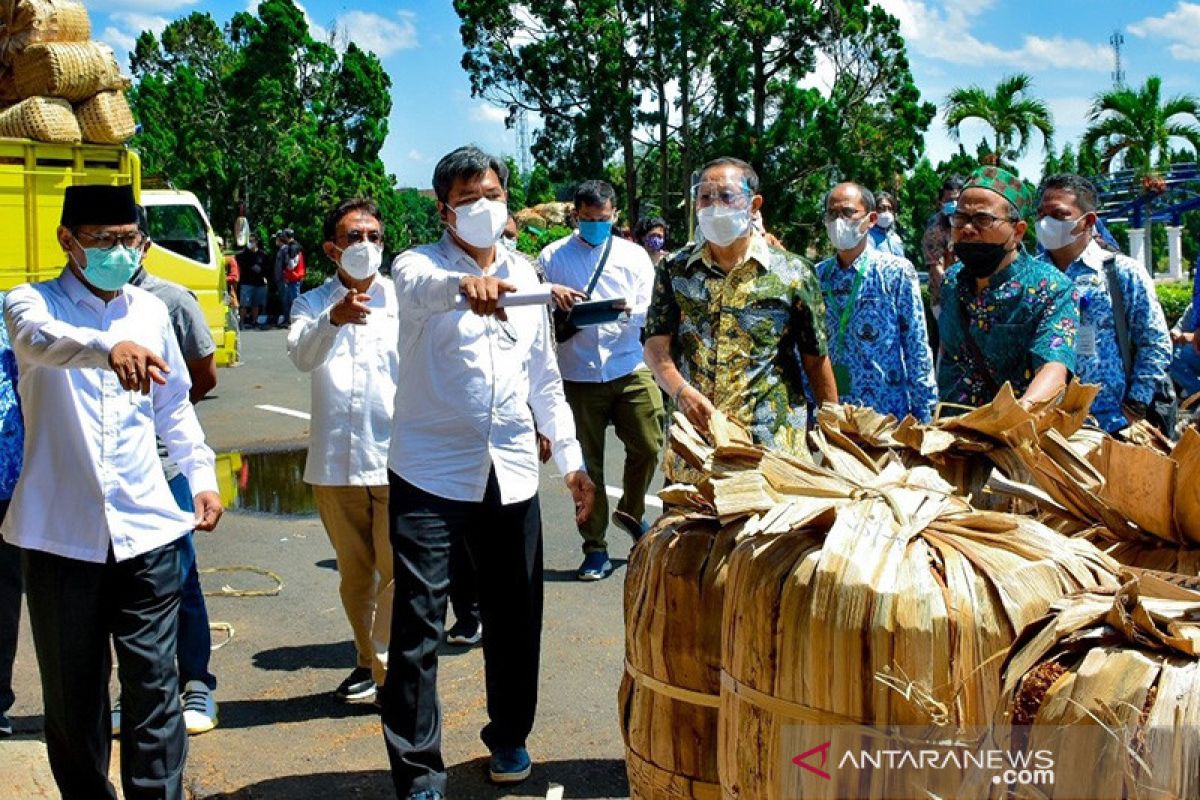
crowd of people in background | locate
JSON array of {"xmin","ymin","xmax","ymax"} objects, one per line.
[{"xmin": 0, "ymin": 144, "xmax": 1194, "ymax": 800}]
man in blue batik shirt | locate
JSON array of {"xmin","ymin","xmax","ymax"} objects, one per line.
[
  {"xmin": 817, "ymin": 182, "xmax": 938, "ymax": 421},
  {"xmin": 0, "ymin": 291, "xmax": 24, "ymax": 737},
  {"xmin": 1035, "ymin": 174, "xmax": 1171, "ymax": 433}
]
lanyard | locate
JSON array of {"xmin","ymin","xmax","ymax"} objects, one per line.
[{"xmin": 827, "ymin": 263, "xmax": 866, "ymax": 356}]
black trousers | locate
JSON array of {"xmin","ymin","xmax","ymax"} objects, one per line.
[
  {"xmin": 23, "ymin": 542, "xmax": 186, "ymax": 800},
  {"xmin": 447, "ymin": 530, "xmax": 479, "ymax": 628},
  {"xmin": 382, "ymin": 469, "xmax": 543, "ymax": 797},
  {"xmin": 0, "ymin": 499, "xmax": 20, "ymax": 717}
]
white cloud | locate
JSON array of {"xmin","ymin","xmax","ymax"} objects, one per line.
[
  {"xmin": 873, "ymin": 0, "xmax": 1110, "ymax": 71},
  {"xmin": 1130, "ymin": 3, "xmax": 1200, "ymax": 62},
  {"xmin": 406, "ymin": 149, "xmax": 426, "ymax": 161},
  {"xmin": 99, "ymin": 26, "xmax": 137, "ymax": 53},
  {"xmin": 1170, "ymin": 44, "xmax": 1200, "ymax": 62},
  {"xmin": 1130, "ymin": 5, "xmax": 1200, "ymax": 41},
  {"xmin": 334, "ymin": 10, "xmax": 418, "ymax": 58},
  {"xmin": 471, "ymin": 103, "xmax": 509, "ymax": 125},
  {"xmin": 111, "ymin": 11, "xmax": 172, "ymax": 37},
  {"xmin": 97, "ymin": 11, "xmax": 171, "ymax": 57}
]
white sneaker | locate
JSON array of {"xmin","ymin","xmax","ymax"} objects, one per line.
[
  {"xmin": 111, "ymin": 698, "xmax": 121, "ymax": 737},
  {"xmin": 181, "ymin": 681, "xmax": 218, "ymax": 735}
]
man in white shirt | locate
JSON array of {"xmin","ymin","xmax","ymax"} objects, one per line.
[
  {"xmin": 382, "ymin": 146, "xmax": 595, "ymax": 800},
  {"xmin": 1, "ymin": 184, "xmax": 222, "ymax": 800},
  {"xmin": 287, "ymin": 198, "xmax": 398, "ymax": 704},
  {"xmin": 539, "ymin": 180, "xmax": 664, "ymax": 581}
]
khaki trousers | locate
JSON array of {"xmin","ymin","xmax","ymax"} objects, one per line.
[{"xmin": 313, "ymin": 484, "xmax": 393, "ymax": 686}]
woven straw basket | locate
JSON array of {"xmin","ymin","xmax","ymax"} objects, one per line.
[
  {"xmin": 0, "ymin": 95, "xmax": 80, "ymax": 142},
  {"xmin": 13, "ymin": 41, "xmax": 127, "ymax": 102},
  {"xmin": 76, "ymin": 89, "xmax": 134, "ymax": 143},
  {"xmin": 0, "ymin": 0, "xmax": 91, "ymax": 66}
]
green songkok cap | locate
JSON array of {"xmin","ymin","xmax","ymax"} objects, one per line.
[{"xmin": 964, "ymin": 165, "xmax": 1032, "ymax": 217}]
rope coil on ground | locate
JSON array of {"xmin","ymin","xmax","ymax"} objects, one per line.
[{"xmin": 199, "ymin": 565, "xmax": 284, "ymax": 650}]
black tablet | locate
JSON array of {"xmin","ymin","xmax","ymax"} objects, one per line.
[{"xmin": 568, "ymin": 297, "xmax": 628, "ymax": 327}]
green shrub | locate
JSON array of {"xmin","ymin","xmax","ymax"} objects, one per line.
[
  {"xmin": 1156, "ymin": 281, "xmax": 1191, "ymax": 327},
  {"xmin": 517, "ymin": 224, "xmax": 573, "ymax": 257}
]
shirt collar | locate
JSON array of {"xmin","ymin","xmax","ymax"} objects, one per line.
[
  {"xmin": 686, "ymin": 231, "xmax": 772, "ymax": 274},
  {"xmin": 59, "ymin": 265, "xmax": 130, "ymax": 312},
  {"xmin": 1072, "ymin": 240, "xmax": 1108, "ymax": 273},
  {"xmin": 331, "ymin": 271, "xmax": 385, "ymax": 297},
  {"xmin": 438, "ymin": 231, "xmax": 510, "ymax": 275},
  {"xmin": 843, "ymin": 246, "xmax": 873, "ymax": 271}
]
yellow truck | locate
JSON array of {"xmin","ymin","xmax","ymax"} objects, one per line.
[{"xmin": 0, "ymin": 139, "xmax": 238, "ymax": 365}]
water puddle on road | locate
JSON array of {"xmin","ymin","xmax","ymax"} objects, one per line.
[{"xmin": 216, "ymin": 449, "xmax": 316, "ymax": 515}]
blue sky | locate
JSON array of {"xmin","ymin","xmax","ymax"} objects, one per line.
[{"xmin": 89, "ymin": 0, "xmax": 1200, "ymax": 189}]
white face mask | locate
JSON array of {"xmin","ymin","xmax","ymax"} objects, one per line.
[
  {"xmin": 338, "ymin": 241, "xmax": 382, "ymax": 281},
  {"xmin": 826, "ymin": 216, "xmax": 869, "ymax": 252},
  {"xmin": 449, "ymin": 198, "xmax": 508, "ymax": 249},
  {"xmin": 876, "ymin": 211, "xmax": 895, "ymax": 230},
  {"xmin": 1036, "ymin": 215, "xmax": 1085, "ymax": 252},
  {"xmin": 697, "ymin": 205, "xmax": 751, "ymax": 247}
]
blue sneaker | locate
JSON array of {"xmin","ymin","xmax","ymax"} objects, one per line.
[
  {"xmin": 406, "ymin": 791, "xmax": 443, "ymax": 800},
  {"xmin": 613, "ymin": 510, "xmax": 650, "ymax": 542},
  {"xmin": 577, "ymin": 551, "xmax": 613, "ymax": 581},
  {"xmin": 489, "ymin": 745, "xmax": 532, "ymax": 784}
]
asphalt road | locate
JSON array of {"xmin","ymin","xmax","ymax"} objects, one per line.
[{"xmin": 4, "ymin": 326, "xmax": 663, "ymax": 799}]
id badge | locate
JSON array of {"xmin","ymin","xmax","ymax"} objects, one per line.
[
  {"xmin": 1077, "ymin": 325, "xmax": 1097, "ymax": 357},
  {"xmin": 833, "ymin": 363, "xmax": 853, "ymax": 396}
]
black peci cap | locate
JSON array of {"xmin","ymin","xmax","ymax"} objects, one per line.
[{"xmin": 60, "ymin": 184, "xmax": 138, "ymax": 228}]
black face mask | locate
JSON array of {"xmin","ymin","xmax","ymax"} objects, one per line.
[{"xmin": 954, "ymin": 241, "xmax": 1012, "ymax": 280}]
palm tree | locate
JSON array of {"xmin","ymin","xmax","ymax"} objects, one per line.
[
  {"xmin": 943, "ymin": 73, "xmax": 1054, "ymax": 167},
  {"xmin": 1082, "ymin": 75, "xmax": 1200, "ymax": 174}
]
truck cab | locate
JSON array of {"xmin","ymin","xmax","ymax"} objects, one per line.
[{"xmin": 141, "ymin": 189, "xmax": 238, "ymax": 365}]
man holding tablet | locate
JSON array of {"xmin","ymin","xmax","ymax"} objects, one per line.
[{"xmin": 538, "ymin": 180, "xmax": 664, "ymax": 582}]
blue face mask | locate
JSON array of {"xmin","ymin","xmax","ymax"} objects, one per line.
[
  {"xmin": 942, "ymin": 201, "xmax": 958, "ymax": 217},
  {"xmin": 578, "ymin": 219, "xmax": 613, "ymax": 247},
  {"xmin": 80, "ymin": 245, "xmax": 141, "ymax": 291}
]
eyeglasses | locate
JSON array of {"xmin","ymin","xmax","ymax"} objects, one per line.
[
  {"xmin": 340, "ymin": 230, "xmax": 383, "ymax": 245},
  {"xmin": 690, "ymin": 183, "xmax": 752, "ymax": 209},
  {"xmin": 948, "ymin": 211, "xmax": 1013, "ymax": 230},
  {"xmin": 74, "ymin": 231, "xmax": 145, "ymax": 250},
  {"xmin": 824, "ymin": 208, "xmax": 865, "ymax": 222}
]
